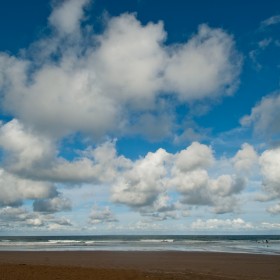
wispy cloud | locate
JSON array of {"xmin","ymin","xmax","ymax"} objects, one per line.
[{"xmin": 260, "ymin": 15, "xmax": 280, "ymax": 29}]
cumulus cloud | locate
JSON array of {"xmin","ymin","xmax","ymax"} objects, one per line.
[
  {"xmin": 33, "ymin": 196, "xmax": 71, "ymax": 213},
  {"xmin": 210, "ymin": 175, "xmax": 245, "ymax": 197},
  {"xmin": 0, "ymin": 2, "xmax": 241, "ymax": 141},
  {"xmin": 170, "ymin": 169, "xmax": 245, "ymax": 213},
  {"xmin": 0, "ymin": 120, "xmax": 130, "ymax": 184},
  {"xmin": 112, "ymin": 148, "xmax": 170, "ymax": 207},
  {"xmin": 93, "ymin": 13, "xmax": 166, "ymax": 106},
  {"xmin": 169, "ymin": 142, "xmax": 245, "ymax": 213},
  {"xmin": 137, "ymin": 193, "xmax": 178, "ymax": 221},
  {"xmin": 49, "ymin": 0, "xmax": 90, "ymax": 35},
  {"xmin": 0, "ymin": 120, "xmax": 249, "ymax": 216},
  {"xmin": 267, "ymin": 203, "xmax": 280, "ymax": 215},
  {"xmin": 232, "ymin": 143, "xmax": 259, "ymax": 174},
  {"xmin": 241, "ymin": 93, "xmax": 280, "ymax": 136},
  {"xmin": 34, "ymin": 140, "xmax": 130, "ymax": 184},
  {"xmin": 0, "ymin": 169, "xmax": 57, "ymax": 207},
  {"xmin": 111, "ymin": 142, "xmax": 247, "ymax": 215},
  {"xmin": 0, "ymin": 119, "xmax": 55, "ymax": 175},
  {"xmin": 0, "ymin": 116, "xmax": 252, "ymax": 220},
  {"xmin": 0, "ymin": 206, "xmax": 72, "ymax": 230},
  {"xmin": 0, "ymin": 207, "xmax": 45, "ymax": 227},
  {"xmin": 89, "ymin": 206, "xmax": 118, "ymax": 224},
  {"xmin": 164, "ymin": 24, "xmax": 241, "ymax": 100},
  {"xmin": 171, "ymin": 169, "xmax": 212, "ymax": 205},
  {"xmin": 47, "ymin": 217, "xmax": 72, "ymax": 231},
  {"xmin": 259, "ymin": 146, "xmax": 280, "ymax": 200},
  {"xmin": 0, "ymin": 137, "xmax": 269, "ymax": 228},
  {"xmin": 260, "ymin": 222, "xmax": 280, "ymax": 230},
  {"xmin": 173, "ymin": 142, "xmax": 214, "ymax": 172},
  {"xmin": 0, "ymin": 1, "xmax": 246, "ymax": 228},
  {"xmin": 191, "ymin": 218, "xmax": 253, "ymax": 230}
]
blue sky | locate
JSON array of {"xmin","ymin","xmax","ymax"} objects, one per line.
[{"xmin": 0, "ymin": 0, "xmax": 280, "ymax": 235}]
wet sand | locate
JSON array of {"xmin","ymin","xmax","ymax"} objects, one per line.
[{"xmin": 0, "ymin": 251, "xmax": 279, "ymax": 279}]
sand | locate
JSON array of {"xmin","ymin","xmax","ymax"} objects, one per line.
[{"xmin": 0, "ymin": 251, "xmax": 279, "ymax": 280}]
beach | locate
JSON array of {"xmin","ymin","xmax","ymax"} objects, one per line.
[{"xmin": 0, "ymin": 251, "xmax": 279, "ymax": 280}]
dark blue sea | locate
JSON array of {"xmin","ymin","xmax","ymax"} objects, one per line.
[{"xmin": 0, "ymin": 235, "xmax": 279, "ymax": 255}]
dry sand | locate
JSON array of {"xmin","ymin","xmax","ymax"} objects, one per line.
[{"xmin": 0, "ymin": 251, "xmax": 279, "ymax": 280}]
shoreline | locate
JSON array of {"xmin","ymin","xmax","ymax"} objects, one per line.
[
  {"xmin": 1, "ymin": 251, "xmax": 280, "ymax": 279},
  {"xmin": 0, "ymin": 249, "xmax": 278, "ymax": 255}
]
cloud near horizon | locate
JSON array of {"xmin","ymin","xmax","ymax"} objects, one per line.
[
  {"xmin": 0, "ymin": 119, "xmax": 276, "ymax": 225},
  {"xmin": 0, "ymin": 120, "xmax": 279, "ymax": 232}
]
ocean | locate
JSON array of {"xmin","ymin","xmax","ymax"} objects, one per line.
[{"xmin": 0, "ymin": 235, "xmax": 280, "ymax": 255}]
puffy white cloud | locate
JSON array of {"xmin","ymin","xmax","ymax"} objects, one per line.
[
  {"xmin": 0, "ymin": 54, "xmax": 29, "ymax": 92},
  {"xmin": 170, "ymin": 169, "xmax": 244, "ymax": 213},
  {"xmin": 0, "ymin": 169, "xmax": 57, "ymax": 207},
  {"xmin": 0, "ymin": 119, "xmax": 250, "ymax": 217},
  {"xmin": 0, "ymin": 119, "xmax": 55, "ymax": 175},
  {"xmin": 47, "ymin": 217, "xmax": 72, "ymax": 231},
  {"xmin": 0, "ymin": 4, "xmax": 241, "ymax": 141},
  {"xmin": 259, "ymin": 146, "xmax": 280, "ymax": 200},
  {"xmin": 232, "ymin": 143, "xmax": 259, "ymax": 174},
  {"xmin": 4, "ymin": 64, "xmax": 120, "ymax": 138},
  {"xmin": 0, "ymin": 166, "xmax": 73, "ymax": 214},
  {"xmin": 49, "ymin": 0, "xmax": 89, "ymax": 35},
  {"xmin": 0, "ymin": 0, "xmax": 253, "ymax": 231},
  {"xmin": 112, "ymin": 148, "xmax": 171, "ymax": 207},
  {"xmin": 171, "ymin": 169, "xmax": 212, "ymax": 205},
  {"xmin": 110, "ymin": 141, "xmax": 246, "ymax": 215},
  {"xmin": 93, "ymin": 13, "xmax": 166, "ymax": 106},
  {"xmin": 267, "ymin": 203, "xmax": 280, "ymax": 215},
  {"xmin": 95, "ymin": 17, "xmax": 241, "ymax": 104},
  {"xmin": 0, "ymin": 207, "xmax": 45, "ymax": 227},
  {"xmin": 0, "ymin": 137, "xmax": 264, "ymax": 229},
  {"xmin": 164, "ymin": 24, "xmax": 241, "ymax": 101},
  {"xmin": 241, "ymin": 93, "xmax": 280, "ymax": 136},
  {"xmin": 210, "ymin": 175, "xmax": 245, "ymax": 197},
  {"xmin": 173, "ymin": 142, "xmax": 214, "ymax": 173},
  {"xmin": 191, "ymin": 218, "xmax": 253, "ymax": 230},
  {"xmin": 0, "ymin": 120, "xmax": 130, "ymax": 184},
  {"xmin": 138, "ymin": 193, "xmax": 178, "ymax": 221},
  {"xmin": 169, "ymin": 142, "xmax": 245, "ymax": 212},
  {"xmin": 33, "ymin": 196, "xmax": 71, "ymax": 213},
  {"xmin": 34, "ymin": 140, "xmax": 130, "ymax": 184},
  {"xmin": 89, "ymin": 206, "xmax": 118, "ymax": 224},
  {"xmin": 125, "ymin": 219, "xmax": 168, "ymax": 232},
  {"xmin": 255, "ymin": 145, "xmax": 280, "ymax": 216},
  {"xmin": 260, "ymin": 222, "xmax": 280, "ymax": 229},
  {"xmin": 151, "ymin": 193, "xmax": 176, "ymax": 213},
  {"xmin": 0, "ymin": 206, "xmax": 72, "ymax": 230},
  {"xmin": 212, "ymin": 197, "xmax": 240, "ymax": 215}
]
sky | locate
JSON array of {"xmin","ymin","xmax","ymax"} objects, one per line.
[{"xmin": 0, "ymin": 0, "xmax": 280, "ymax": 235}]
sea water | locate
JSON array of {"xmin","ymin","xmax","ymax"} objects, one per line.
[{"xmin": 0, "ymin": 235, "xmax": 279, "ymax": 255}]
